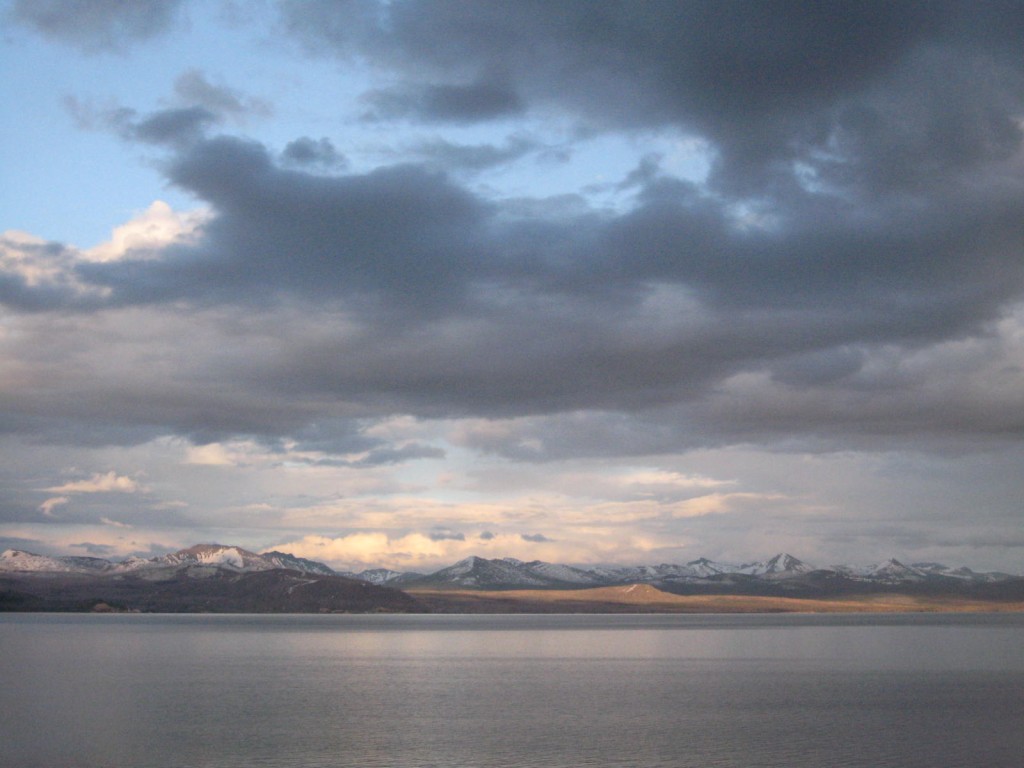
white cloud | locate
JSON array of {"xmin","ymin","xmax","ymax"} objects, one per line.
[
  {"xmin": 83, "ymin": 201, "xmax": 208, "ymax": 262},
  {"xmin": 183, "ymin": 442, "xmax": 238, "ymax": 466},
  {"xmin": 269, "ymin": 531, "xmax": 592, "ymax": 571},
  {"xmin": 39, "ymin": 496, "xmax": 69, "ymax": 517},
  {"xmin": 670, "ymin": 491, "xmax": 786, "ymax": 518},
  {"xmin": 0, "ymin": 230, "xmax": 85, "ymax": 293},
  {"xmin": 47, "ymin": 471, "xmax": 142, "ymax": 494}
]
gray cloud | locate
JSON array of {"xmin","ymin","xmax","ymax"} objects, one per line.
[
  {"xmin": 63, "ymin": 100, "xmax": 212, "ymax": 150},
  {"xmin": 346, "ymin": 443, "xmax": 446, "ymax": 468},
  {"xmin": 130, "ymin": 107, "xmax": 219, "ymax": 147},
  {"xmin": 280, "ymin": 137, "xmax": 347, "ymax": 170},
  {"xmin": 281, "ymin": 2, "xmax": 1024, "ymax": 193},
  {"xmin": 363, "ymin": 76, "xmax": 524, "ymax": 123},
  {"xmin": 11, "ymin": 0, "xmax": 184, "ymax": 53},
  {"xmin": 173, "ymin": 69, "xmax": 269, "ymax": 119},
  {"xmin": 429, "ymin": 529, "xmax": 465, "ymax": 542},
  {"xmin": 0, "ymin": 128, "xmax": 1018, "ymax": 455},
  {"xmin": 69, "ymin": 541, "xmax": 115, "ymax": 556},
  {"xmin": 65, "ymin": 69, "xmax": 269, "ymax": 151},
  {"xmin": 521, "ymin": 533, "xmax": 551, "ymax": 543},
  {"xmin": 78, "ymin": 136, "xmax": 489, "ymax": 314},
  {"xmin": 4, "ymin": 1, "xmax": 1024, "ymax": 464},
  {"xmin": 407, "ymin": 135, "xmax": 543, "ymax": 171}
]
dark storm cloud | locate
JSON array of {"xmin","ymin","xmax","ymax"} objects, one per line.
[
  {"xmin": 5, "ymin": 1, "xmax": 1024, "ymax": 457},
  {"xmin": 280, "ymin": 1, "xmax": 1024, "ymax": 191},
  {"xmin": 136, "ymin": 132, "xmax": 1012, "ymax": 343},
  {"xmin": 11, "ymin": 0, "xmax": 184, "ymax": 53},
  {"xmin": 14, "ymin": 122, "xmax": 1022, "ymax": 444},
  {"xmin": 79, "ymin": 136, "xmax": 488, "ymax": 313}
]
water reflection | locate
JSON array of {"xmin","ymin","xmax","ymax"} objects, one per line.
[{"xmin": 2, "ymin": 613, "xmax": 1022, "ymax": 768}]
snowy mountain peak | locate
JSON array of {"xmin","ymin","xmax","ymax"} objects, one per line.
[
  {"xmin": 0, "ymin": 544, "xmax": 336, "ymax": 578},
  {"xmin": 4, "ymin": 545, "xmax": 1017, "ymax": 591},
  {"xmin": 0, "ymin": 549, "xmax": 113, "ymax": 574},
  {"xmin": 354, "ymin": 568, "xmax": 426, "ymax": 586},
  {"xmin": 762, "ymin": 553, "xmax": 813, "ymax": 574},
  {"xmin": 159, "ymin": 544, "xmax": 269, "ymax": 570},
  {"xmin": 260, "ymin": 550, "xmax": 336, "ymax": 576}
]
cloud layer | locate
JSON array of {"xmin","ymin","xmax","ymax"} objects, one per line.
[{"xmin": 3, "ymin": 1, "xmax": 1023, "ymax": 571}]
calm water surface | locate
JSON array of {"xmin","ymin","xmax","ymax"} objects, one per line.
[{"xmin": 2, "ymin": 613, "xmax": 1022, "ymax": 768}]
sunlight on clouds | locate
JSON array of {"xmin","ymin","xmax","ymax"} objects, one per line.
[
  {"xmin": 1, "ymin": 231, "xmax": 52, "ymax": 286},
  {"xmin": 271, "ymin": 531, "xmax": 596, "ymax": 571},
  {"xmin": 83, "ymin": 201, "xmax": 208, "ymax": 262},
  {"xmin": 270, "ymin": 482, "xmax": 743, "ymax": 569},
  {"xmin": 363, "ymin": 415, "xmax": 436, "ymax": 441},
  {"xmin": 1, "ymin": 230, "xmax": 109, "ymax": 303},
  {"xmin": 0, "ymin": 230, "xmax": 82, "ymax": 290},
  {"xmin": 183, "ymin": 442, "xmax": 238, "ymax": 466},
  {"xmin": 672, "ymin": 492, "xmax": 786, "ymax": 518},
  {"xmin": 181, "ymin": 439, "xmax": 311, "ymax": 468},
  {"xmin": 46, "ymin": 471, "xmax": 143, "ymax": 494},
  {"xmin": 606, "ymin": 469, "xmax": 732, "ymax": 500}
]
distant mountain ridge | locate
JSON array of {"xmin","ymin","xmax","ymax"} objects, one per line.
[
  {"xmin": 355, "ymin": 553, "xmax": 1020, "ymax": 593},
  {"xmin": 1, "ymin": 545, "xmax": 1018, "ymax": 593},
  {"xmin": 0, "ymin": 543, "xmax": 335, "ymax": 578},
  {"xmin": 0, "ymin": 544, "xmax": 416, "ymax": 613}
]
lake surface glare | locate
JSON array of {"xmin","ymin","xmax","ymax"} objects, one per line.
[{"xmin": 2, "ymin": 613, "xmax": 1022, "ymax": 768}]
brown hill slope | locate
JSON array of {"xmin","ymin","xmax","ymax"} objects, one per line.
[{"xmin": 409, "ymin": 583, "xmax": 1024, "ymax": 614}]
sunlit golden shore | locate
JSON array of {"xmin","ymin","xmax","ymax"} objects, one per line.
[{"xmin": 408, "ymin": 583, "xmax": 1024, "ymax": 614}]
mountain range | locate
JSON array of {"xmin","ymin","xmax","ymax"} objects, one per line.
[
  {"xmin": 3, "ymin": 544, "xmax": 1020, "ymax": 601},
  {"xmin": 347, "ymin": 552, "xmax": 1021, "ymax": 597},
  {"xmin": 0, "ymin": 544, "xmax": 417, "ymax": 613}
]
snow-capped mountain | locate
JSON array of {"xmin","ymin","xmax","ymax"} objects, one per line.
[
  {"xmin": 258, "ymin": 550, "xmax": 336, "ymax": 576},
  {"xmin": 741, "ymin": 553, "xmax": 815, "ymax": 578},
  {"xmin": 415, "ymin": 556, "xmax": 555, "ymax": 588},
  {"xmin": 832, "ymin": 558, "xmax": 928, "ymax": 582},
  {"xmin": 0, "ymin": 549, "xmax": 114, "ymax": 574},
  {"xmin": 354, "ymin": 568, "xmax": 426, "ymax": 586},
  {"xmin": 3, "ymin": 545, "xmax": 1018, "ymax": 595},
  {"xmin": 910, "ymin": 563, "xmax": 1013, "ymax": 582},
  {"xmin": 151, "ymin": 544, "xmax": 276, "ymax": 571},
  {"xmin": 0, "ymin": 544, "xmax": 335, "ymax": 578},
  {"xmin": 519, "ymin": 559, "xmax": 605, "ymax": 586},
  {"xmin": 351, "ymin": 552, "xmax": 1017, "ymax": 592}
]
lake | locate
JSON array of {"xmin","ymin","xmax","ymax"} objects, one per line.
[{"xmin": 2, "ymin": 613, "xmax": 1022, "ymax": 767}]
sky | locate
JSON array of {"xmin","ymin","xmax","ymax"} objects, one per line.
[{"xmin": 2, "ymin": 0, "xmax": 1023, "ymax": 574}]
